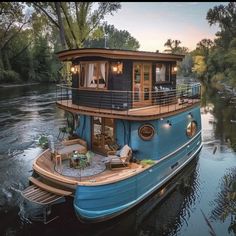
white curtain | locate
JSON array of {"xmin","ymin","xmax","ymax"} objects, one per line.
[
  {"xmin": 98, "ymin": 63, "xmax": 106, "ymax": 88},
  {"xmin": 100, "ymin": 63, "xmax": 105, "ymax": 80},
  {"xmin": 160, "ymin": 64, "xmax": 166, "ymax": 81},
  {"xmin": 87, "ymin": 63, "xmax": 94, "ymax": 87}
]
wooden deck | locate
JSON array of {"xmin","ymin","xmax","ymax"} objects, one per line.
[
  {"xmin": 33, "ymin": 149, "xmax": 149, "ymax": 186},
  {"xmin": 56, "ymin": 99, "xmax": 200, "ymax": 120}
]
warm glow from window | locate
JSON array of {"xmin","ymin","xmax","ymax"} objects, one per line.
[{"xmin": 80, "ymin": 62, "xmax": 108, "ymax": 89}]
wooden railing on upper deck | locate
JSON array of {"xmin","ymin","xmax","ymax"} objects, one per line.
[{"xmin": 55, "ymin": 83, "xmax": 201, "ymax": 119}]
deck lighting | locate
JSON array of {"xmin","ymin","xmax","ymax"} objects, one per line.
[
  {"xmin": 70, "ymin": 65, "xmax": 75, "ymax": 73},
  {"xmin": 70, "ymin": 65, "xmax": 80, "ymax": 74},
  {"xmin": 111, "ymin": 62, "xmax": 123, "ymax": 75},
  {"xmin": 167, "ymin": 120, "xmax": 172, "ymax": 127},
  {"xmin": 188, "ymin": 112, "xmax": 193, "ymax": 118}
]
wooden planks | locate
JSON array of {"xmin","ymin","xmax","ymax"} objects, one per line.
[
  {"xmin": 28, "ymin": 177, "xmax": 72, "ymax": 196},
  {"xmin": 21, "ymin": 184, "xmax": 63, "ymax": 205}
]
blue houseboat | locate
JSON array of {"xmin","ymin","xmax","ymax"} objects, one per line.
[{"xmin": 22, "ymin": 48, "xmax": 202, "ymax": 223}]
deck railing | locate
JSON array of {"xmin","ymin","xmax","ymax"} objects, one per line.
[{"xmin": 55, "ymin": 83, "xmax": 201, "ymax": 116}]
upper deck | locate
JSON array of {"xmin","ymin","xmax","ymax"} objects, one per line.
[
  {"xmin": 56, "ymin": 83, "xmax": 201, "ymax": 120},
  {"xmin": 56, "ymin": 48, "xmax": 200, "ymax": 119}
]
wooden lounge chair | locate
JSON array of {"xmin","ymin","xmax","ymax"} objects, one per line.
[{"xmin": 107, "ymin": 144, "xmax": 132, "ymax": 169}]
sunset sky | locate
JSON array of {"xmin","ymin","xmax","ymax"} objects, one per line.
[{"xmin": 104, "ymin": 2, "xmax": 229, "ymax": 52}]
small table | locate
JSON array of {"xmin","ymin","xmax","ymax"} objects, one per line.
[{"xmin": 70, "ymin": 153, "xmax": 88, "ymax": 169}]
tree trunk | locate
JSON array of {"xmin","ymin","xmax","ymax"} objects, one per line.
[{"xmin": 55, "ymin": 2, "xmax": 67, "ymax": 50}]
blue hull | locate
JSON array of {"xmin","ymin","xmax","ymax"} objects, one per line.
[{"xmin": 73, "ymin": 132, "xmax": 202, "ymax": 222}]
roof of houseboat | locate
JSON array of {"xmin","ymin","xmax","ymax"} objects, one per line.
[{"xmin": 56, "ymin": 48, "xmax": 185, "ymax": 61}]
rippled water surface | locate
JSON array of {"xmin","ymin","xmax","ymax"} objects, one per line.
[{"xmin": 0, "ymin": 84, "xmax": 236, "ymax": 236}]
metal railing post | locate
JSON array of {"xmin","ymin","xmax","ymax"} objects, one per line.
[
  {"xmin": 111, "ymin": 91, "xmax": 113, "ymax": 114},
  {"xmin": 61, "ymin": 86, "xmax": 63, "ymax": 101},
  {"xmin": 55, "ymin": 85, "xmax": 57, "ymax": 101}
]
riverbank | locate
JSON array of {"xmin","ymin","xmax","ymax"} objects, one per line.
[{"xmin": 0, "ymin": 82, "xmax": 40, "ymax": 88}]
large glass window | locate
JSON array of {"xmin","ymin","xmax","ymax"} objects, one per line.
[
  {"xmin": 80, "ymin": 62, "xmax": 108, "ymax": 89},
  {"xmin": 155, "ymin": 63, "xmax": 171, "ymax": 83}
]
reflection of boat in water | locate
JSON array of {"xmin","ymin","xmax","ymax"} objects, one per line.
[
  {"xmin": 21, "ymin": 48, "xmax": 202, "ymax": 223},
  {"xmin": 106, "ymin": 155, "xmax": 200, "ymax": 236}
]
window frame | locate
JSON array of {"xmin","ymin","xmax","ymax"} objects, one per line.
[
  {"xmin": 155, "ymin": 63, "xmax": 171, "ymax": 84},
  {"xmin": 79, "ymin": 61, "xmax": 109, "ymax": 90}
]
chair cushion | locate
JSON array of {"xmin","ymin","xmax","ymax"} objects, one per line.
[{"xmin": 119, "ymin": 145, "xmax": 130, "ymax": 158}]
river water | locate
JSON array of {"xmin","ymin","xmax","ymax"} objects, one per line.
[{"xmin": 0, "ymin": 84, "xmax": 236, "ymax": 236}]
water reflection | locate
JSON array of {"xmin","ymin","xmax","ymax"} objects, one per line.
[
  {"xmin": 0, "ymin": 85, "xmax": 65, "ymax": 154},
  {"xmin": 211, "ymin": 167, "xmax": 236, "ymax": 235},
  {"xmin": 201, "ymin": 84, "xmax": 236, "ymax": 234},
  {"xmin": 201, "ymin": 85, "xmax": 236, "ymax": 152},
  {"xmin": 0, "ymin": 85, "xmax": 67, "ymax": 236}
]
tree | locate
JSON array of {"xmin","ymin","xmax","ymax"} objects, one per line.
[
  {"xmin": 84, "ymin": 23, "xmax": 140, "ymax": 50},
  {"xmin": 179, "ymin": 54, "xmax": 194, "ymax": 77},
  {"xmin": 30, "ymin": 2, "xmax": 121, "ymax": 50},
  {"xmin": 164, "ymin": 39, "xmax": 189, "ymax": 54},
  {"xmin": 196, "ymin": 38, "xmax": 214, "ymax": 58},
  {"xmin": 206, "ymin": 2, "xmax": 236, "ymax": 49},
  {"xmin": 192, "ymin": 55, "xmax": 207, "ymax": 81},
  {"xmin": 0, "ymin": 2, "xmax": 31, "ymax": 82},
  {"xmin": 205, "ymin": 2, "xmax": 236, "ymax": 88}
]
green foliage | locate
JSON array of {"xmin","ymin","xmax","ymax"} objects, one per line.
[
  {"xmin": 59, "ymin": 126, "xmax": 72, "ymax": 134},
  {"xmin": 207, "ymin": 2, "xmax": 236, "ymax": 48},
  {"xmin": 0, "ymin": 2, "xmax": 129, "ymax": 84},
  {"xmin": 33, "ymin": 36, "xmax": 53, "ymax": 82},
  {"xmin": 192, "ymin": 55, "xmax": 207, "ymax": 80},
  {"xmin": 0, "ymin": 70, "xmax": 20, "ymax": 83},
  {"xmin": 203, "ymin": 2, "xmax": 236, "ymax": 89},
  {"xmin": 38, "ymin": 134, "xmax": 49, "ymax": 149},
  {"xmin": 29, "ymin": 2, "xmax": 121, "ymax": 49},
  {"xmin": 140, "ymin": 159, "xmax": 155, "ymax": 165},
  {"xmin": 195, "ymin": 38, "xmax": 214, "ymax": 58},
  {"xmin": 85, "ymin": 151, "xmax": 95, "ymax": 163},
  {"xmin": 211, "ymin": 168, "xmax": 236, "ymax": 233},
  {"xmin": 84, "ymin": 24, "xmax": 140, "ymax": 50},
  {"xmin": 164, "ymin": 39, "xmax": 189, "ymax": 54},
  {"xmin": 178, "ymin": 54, "xmax": 194, "ymax": 76}
]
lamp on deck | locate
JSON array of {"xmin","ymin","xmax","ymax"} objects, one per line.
[
  {"xmin": 172, "ymin": 66, "xmax": 178, "ymax": 74},
  {"xmin": 70, "ymin": 65, "xmax": 80, "ymax": 74}
]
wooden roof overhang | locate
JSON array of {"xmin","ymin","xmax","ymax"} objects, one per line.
[{"xmin": 56, "ymin": 48, "xmax": 185, "ymax": 62}]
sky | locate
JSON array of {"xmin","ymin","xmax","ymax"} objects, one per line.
[{"xmin": 104, "ymin": 2, "xmax": 229, "ymax": 52}]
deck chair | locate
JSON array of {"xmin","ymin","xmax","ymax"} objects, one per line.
[{"xmin": 108, "ymin": 144, "xmax": 132, "ymax": 169}]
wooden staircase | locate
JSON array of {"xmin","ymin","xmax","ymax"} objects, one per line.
[{"xmin": 21, "ymin": 177, "xmax": 72, "ymax": 205}]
